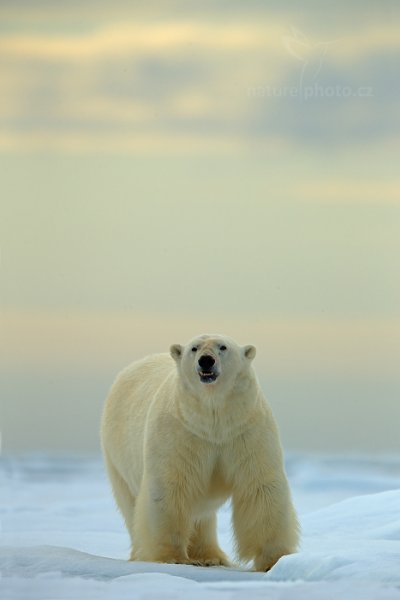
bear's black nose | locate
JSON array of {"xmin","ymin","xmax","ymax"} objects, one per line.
[{"xmin": 198, "ymin": 354, "xmax": 215, "ymax": 370}]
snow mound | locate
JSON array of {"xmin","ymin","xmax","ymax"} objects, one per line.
[
  {"xmin": 2, "ymin": 454, "xmax": 400, "ymax": 599},
  {"xmin": 268, "ymin": 489, "xmax": 400, "ymax": 584},
  {"xmin": 1, "ymin": 576, "xmax": 400, "ymax": 600},
  {"xmin": 0, "ymin": 545, "xmax": 259, "ymax": 582},
  {"xmin": 1, "ymin": 489, "xmax": 399, "ymax": 586}
]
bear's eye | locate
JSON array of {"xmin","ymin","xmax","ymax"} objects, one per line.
[
  {"xmin": 191, "ymin": 346, "xmax": 198, "ymax": 352},
  {"xmin": 220, "ymin": 345, "xmax": 227, "ymax": 351}
]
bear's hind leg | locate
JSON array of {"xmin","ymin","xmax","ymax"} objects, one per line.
[
  {"xmin": 187, "ymin": 514, "xmax": 230, "ymax": 567},
  {"xmin": 103, "ymin": 452, "xmax": 136, "ymax": 557}
]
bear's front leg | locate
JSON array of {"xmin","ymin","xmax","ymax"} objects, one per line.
[
  {"xmin": 187, "ymin": 515, "xmax": 231, "ymax": 567},
  {"xmin": 232, "ymin": 477, "xmax": 299, "ymax": 571},
  {"xmin": 132, "ymin": 474, "xmax": 195, "ymax": 565}
]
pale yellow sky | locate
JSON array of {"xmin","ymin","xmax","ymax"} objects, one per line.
[{"xmin": 1, "ymin": 1, "xmax": 399, "ymax": 454}]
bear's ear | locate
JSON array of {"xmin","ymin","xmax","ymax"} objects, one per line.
[
  {"xmin": 243, "ymin": 345, "xmax": 256, "ymax": 361},
  {"xmin": 170, "ymin": 344, "xmax": 183, "ymax": 361}
]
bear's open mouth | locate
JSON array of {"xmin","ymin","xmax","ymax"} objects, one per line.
[{"xmin": 199, "ymin": 371, "xmax": 218, "ymax": 384}]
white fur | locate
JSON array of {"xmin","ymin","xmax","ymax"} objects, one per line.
[{"xmin": 101, "ymin": 334, "xmax": 299, "ymax": 571}]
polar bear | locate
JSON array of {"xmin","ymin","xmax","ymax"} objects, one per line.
[{"xmin": 101, "ymin": 334, "xmax": 299, "ymax": 571}]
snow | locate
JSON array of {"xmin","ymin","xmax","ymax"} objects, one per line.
[{"xmin": 1, "ymin": 453, "xmax": 400, "ymax": 599}]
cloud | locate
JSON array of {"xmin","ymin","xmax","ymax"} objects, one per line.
[
  {"xmin": 0, "ymin": 21, "xmax": 284, "ymax": 61},
  {"xmin": 300, "ymin": 181, "xmax": 400, "ymax": 204},
  {"xmin": 0, "ymin": 10, "xmax": 399, "ymax": 152},
  {"xmin": 3, "ymin": 309, "xmax": 400, "ymax": 379}
]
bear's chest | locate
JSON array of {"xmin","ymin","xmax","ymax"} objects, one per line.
[
  {"xmin": 191, "ymin": 455, "xmax": 232, "ymax": 518},
  {"xmin": 207, "ymin": 457, "xmax": 232, "ymax": 497}
]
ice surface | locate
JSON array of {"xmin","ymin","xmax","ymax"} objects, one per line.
[{"xmin": 1, "ymin": 454, "xmax": 400, "ymax": 599}]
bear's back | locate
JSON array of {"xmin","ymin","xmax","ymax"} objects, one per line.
[
  {"xmin": 101, "ymin": 353, "xmax": 175, "ymax": 484},
  {"xmin": 104, "ymin": 353, "xmax": 174, "ymax": 420}
]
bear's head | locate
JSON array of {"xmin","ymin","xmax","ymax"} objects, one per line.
[{"xmin": 170, "ymin": 334, "xmax": 256, "ymax": 395}]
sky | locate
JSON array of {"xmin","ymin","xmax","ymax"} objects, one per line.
[{"xmin": 1, "ymin": 0, "xmax": 399, "ymax": 454}]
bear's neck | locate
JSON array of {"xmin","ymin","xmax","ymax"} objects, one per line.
[{"xmin": 174, "ymin": 374, "xmax": 262, "ymax": 444}]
